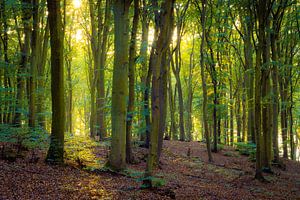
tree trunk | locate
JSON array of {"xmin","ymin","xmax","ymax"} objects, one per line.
[
  {"xmin": 261, "ymin": 15, "xmax": 272, "ymax": 171},
  {"xmin": 46, "ymin": 0, "xmax": 65, "ymax": 164},
  {"xmin": 144, "ymin": 0, "xmax": 174, "ymax": 188},
  {"xmin": 186, "ymin": 34, "xmax": 195, "ymax": 142},
  {"xmin": 14, "ymin": 0, "xmax": 32, "ymax": 127},
  {"xmin": 126, "ymin": 0, "xmax": 139, "ymax": 163},
  {"xmin": 139, "ymin": 0, "xmax": 149, "ymax": 144},
  {"xmin": 96, "ymin": 0, "xmax": 110, "ymax": 140},
  {"xmin": 168, "ymin": 60, "xmax": 177, "ymax": 140},
  {"xmin": 236, "ymin": 88, "xmax": 241, "ymax": 143},
  {"xmin": 28, "ymin": 0, "xmax": 41, "ymax": 128},
  {"xmin": 270, "ymin": 27, "xmax": 280, "ymax": 163},
  {"xmin": 199, "ymin": 0, "xmax": 212, "ymax": 162},
  {"xmin": 36, "ymin": 19, "xmax": 49, "ymax": 129},
  {"xmin": 229, "ymin": 60, "xmax": 234, "ymax": 146},
  {"xmin": 173, "ymin": 25, "xmax": 185, "ymax": 141},
  {"xmin": 108, "ymin": 0, "xmax": 131, "ymax": 171}
]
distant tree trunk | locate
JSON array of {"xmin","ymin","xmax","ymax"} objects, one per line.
[
  {"xmin": 14, "ymin": 0, "xmax": 32, "ymax": 127},
  {"xmin": 143, "ymin": 61, "xmax": 152, "ymax": 148},
  {"xmin": 206, "ymin": 34, "xmax": 218, "ymax": 152},
  {"xmin": 186, "ymin": 33, "xmax": 195, "ymax": 142},
  {"xmin": 229, "ymin": 60, "xmax": 234, "ymax": 146},
  {"xmin": 198, "ymin": 0, "xmax": 212, "ymax": 162},
  {"xmin": 46, "ymin": 0, "xmax": 65, "ymax": 164},
  {"xmin": 254, "ymin": 43, "xmax": 263, "ymax": 180},
  {"xmin": 236, "ymin": 88, "xmax": 241, "ymax": 143},
  {"xmin": 270, "ymin": 20, "xmax": 280, "ymax": 163},
  {"xmin": 261, "ymin": 14, "xmax": 272, "ymax": 171},
  {"xmin": 28, "ymin": 0, "xmax": 41, "ymax": 128},
  {"xmin": 64, "ymin": 11, "xmax": 74, "ymax": 134},
  {"xmin": 242, "ymin": 7, "xmax": 255, "ymax": 143},
  {"xmin": 96, "ymin": 0, "xmax": 110, "ymax": 140},
  {"xmin": 173, "ymin": 24, "xmax": 185, "ymax": 141},
  {"xmin": 36, "ymin": 19, "xmax": 49, "ymax": 129},
  {"xmin": 139, "ymin": 0, "xmax": 149, "ymax": 144},
  {"xmin": 168, "ymin": 59, "xmax": 177, "ymax": 140},
  {"xmin": 172, "ymin": 3, "xmax": 189, "ymax": 141},
  {"xmin": 108, "ymin": 0, "xmax": 131, "ymax": 171},
  {"xmin": 66, "ymin": 59, "xmax": 72, "ymax": 133},
  {"xmin": 88, "ymin": 0, "xmax": 97, "ymax": 137},
  {"xmin": 158, "ymin": 49, "xmax": 172, "ymax": 160},
  {"xmin": 126, "ymin": 0, "xmax": 139, "ymax": 163},
  {"xmin": 242, "ymin": 82, "xmax": 246, "ymax": 142},
  {"xmin": 89, "ymin": 0, "xmax": 104, "ymax": 138},
  {"xmin": 0, "ymin": 0, "xmax": 12, "ymax": 124},
  {"xmin": 289, "ymin": 71, "xmax": 295, "ymax": 160}
]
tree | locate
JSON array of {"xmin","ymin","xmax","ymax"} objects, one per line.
[
  {"xmin": 144, "ymin": 0, "xmax": 175, "ymax": 188},
  {"xmin": 126, "ymin": 0, "xmax": 139, "ymax": 164},
  {"xmin": 107, "ymin": 0, "xmax": 131, "ymax": 171},
  {"xmin": 197, "ymin": 0, "xmax": 212, "ymax": 162},
  {"xmin": 45, "ymin": 0, "xmax": 65, "ymax": 164}
]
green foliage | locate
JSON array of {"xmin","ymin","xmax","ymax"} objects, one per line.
[
  {"xmin": 139, "ymin": 176, "xmax": 166, "ymax": 189},
  {"xmin": 223, "ymin": 151, "xmax": 236, "ymax": 157},
  {"xmin": 0, "ymin": 124, "xmax": 49, "ymax": 150},
  {"xmin": 234, "ymin": 142, "xmax": 256, "ymax": 161},
  {"xmin": 123, "ymin": 168, "xmax": 144, "ymax": 178},
  {"xmin": 210, "ymin": 144, "xmax": 224, "ymax": 151}
]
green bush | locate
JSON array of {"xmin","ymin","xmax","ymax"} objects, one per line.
[
  {"xmin": 0, "ymin": 124, "xmax": 49, "ymax": 150},
  {"xmin": 139, "ymin": 176, "xmax": 166, "ymax": 188},
  {"xmin": 234, "ymin": 142, "xmax": 256, "ymax": 161}
]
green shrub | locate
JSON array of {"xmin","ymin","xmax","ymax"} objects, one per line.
[
  {"xmin": 139, "ymin": 176, "xmax": 166, "ymax": 188},
  {"xmin": 0, "ymin": 124, "xmax": 49, "ymax": 150},
  {"xmin": 235, "ymin": 142, "xmax": 256, "ymax": 161}
]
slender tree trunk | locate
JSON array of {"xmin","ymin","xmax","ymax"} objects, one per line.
[
  {"xmin": 186, "ymin": 34, "xmax": 195, "ymax": 142},
  {"xmin": 97, "ymin": 0, "xmax": 110, "ymax": 139},
  {"xmin": 14, "ymin": 0, "xmax": 32, "ymax": 127},
  {"xmin": 199, "ymin": 0, "xmax": 212, "ymax": 162},
  {"xmin": 236, "ymin": 88, "xmax": 241, "ymax": 143},
  {"xmin": 242, "ymin": 82, "xmax": 246, "ymax": 142},
  {"xmin": 37, "ymin": 19, "xmax": 49, "ymax": 129},
  {"xmin": 126, "ymin": 0, "xmax": 139, "ymax": 163},
  {"xmin": 88, "ymin": 0, "xmax": 101, "ymax": 138},
  {"xmin": 28, "ymin": 0, "xmax": 41, "ymax": 128},
  {"xmin": 143, "ymin": 62, "xmax": 152, "ymax": 148},
  {"xmin": 0, "ymin": 1, "xmax": 12, "ymax": 124},
  {"xmin": 271, "ymin": 29, "xmax": 280, "ymax": 163},
  {"xmin": 173, "ymin": 26, "xmax": 185, "ymax": 141},
  {"xmin": 261, "ymin": 16, "xmax": 272, "ymax": 171},
  {"xmin": 168, "ymin": 60, "xmax": 177, "ymax": 140},
  {"xmin": 139, "ymin": 0, "xmax": 149, "ymax": 143},
  {"xmin": 242, "ymin": 8, "xmax": 255, "ymax": 143},
  {"xmin": 158, "ymin": 49, "xmax": 171, "ymax": 160},
  {"xmin": 229, "ymin": 61, "xmax": 234, "ymax": 145}
]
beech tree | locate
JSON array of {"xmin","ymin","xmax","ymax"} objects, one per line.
[
  {"xmin": 45, "ymin": 0, "xmax": 65, "ymax": 164},
  {"xmin": 107, "ymin": 0, "xmax": 131, "ymax": 171}
]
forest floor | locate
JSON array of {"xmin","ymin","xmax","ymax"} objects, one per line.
[{"xmin": 0, "ymin": 140, "xmax": 299, "ymax": 200}]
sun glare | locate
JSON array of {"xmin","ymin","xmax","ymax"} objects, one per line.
[
  {"xmin": 75, "ymin": 29, "xmax": 83, "ymax": 41},
  {"xmin": 73, "ymin": 0, "xmax": 81, "ymax": 8}
]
